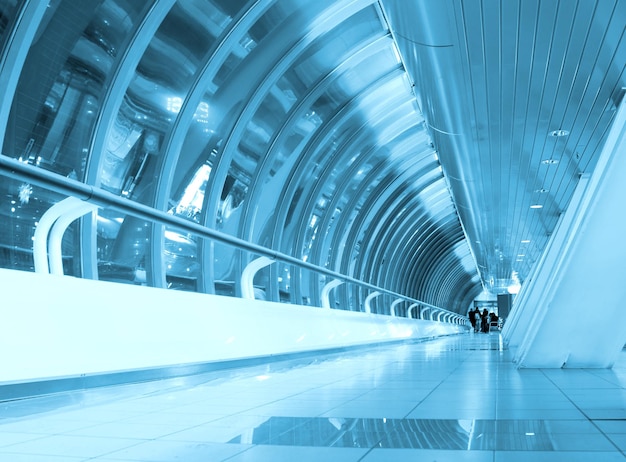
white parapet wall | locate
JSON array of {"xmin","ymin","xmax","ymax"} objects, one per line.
[{"xmin": 0, "ymin": 268, "xmax": 466, "ymax": 384}]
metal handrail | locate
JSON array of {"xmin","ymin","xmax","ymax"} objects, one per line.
[{"xmin": 0, "ymin": 154, "xmax": 465, "ymax": 322}]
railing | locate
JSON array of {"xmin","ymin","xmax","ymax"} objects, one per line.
[{"xmin": 0, "ymin": 154, "xmax": 467, "ymax": 325}]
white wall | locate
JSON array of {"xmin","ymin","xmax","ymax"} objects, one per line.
[
  {"xmin": 503, "ymin": 98, "xmax": 626, "ymax": 368},
  {"xmin": 0, "ymin": 268, "xmax": 466, "ymax": 384}
]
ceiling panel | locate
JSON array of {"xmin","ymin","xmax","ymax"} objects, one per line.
[{"xmin": 382, "ymin": 0, "xmax": 626, "ymax": 293}]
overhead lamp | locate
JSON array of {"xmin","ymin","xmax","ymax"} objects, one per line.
[
  {"xmin": 549, "ymin": 129, "xmax": 569, "ymax": 137},
  {"xmin": 534, "ymin": 188, "xmax": 549, "ymax": 193},
  {"xmin": 521, "ymin": 239, "xmax": 531, "ymax": 244},
  {"xmin": 530, "ymin": 204, "xmax": 543, "ymax": 209},
  {"xmin": 541, "ymin": 159, "xmax": 559, "ymax": 165}
]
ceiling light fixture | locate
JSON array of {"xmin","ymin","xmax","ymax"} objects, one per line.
[
  {"xmin": 530, "ymin": 204, "xmax": 543, "ymax": 209},
  {"xmin": 541, "ymin": 159, "xmax": 559, "ymax": 165},
  {"xmin": 534, "ymin": 188, "xmax": 549, "ymax": 193},
  {"xmin": 521, "ymin": 239, "xmax": 531, "ymax": 243},
  {"xmin": 550, "ymin": 129, "xmax": 569, "ymax": 137}
]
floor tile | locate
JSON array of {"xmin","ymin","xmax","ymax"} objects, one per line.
[
  {"xmin": 97, "ymin": 441, "xmax": 249, "ymax": 461},
  {"xmin": 0, "ymin": 432, "xmax": 48, "ymax": 448},
  {"xmin": 361, "ymin": 448, "xmax": 494, "ymax": 461},
  {"xmin": 222, "ymin": 445, "xmax": 368, "ymax": 462},
  {"xmin": 65, "ymin": 421, "xmax": 188, "ymax": 439},
  {"xmin": 0, "ymin": 434, "xmax": 142, "ymax": 458},
  {"xmin": 1, "ymin": 333, "xmax": 625, "ymax": 461},
  {"xmin": 495, "ymin": 409, "xmax": 587, "ymax": 419},
  {"xmin": 0, "ymin": 455, "xmax": 84, "ymax": 462},
  {"xmin": 494, "ymin": 450, "xmax": 626, "ymax": 461}
]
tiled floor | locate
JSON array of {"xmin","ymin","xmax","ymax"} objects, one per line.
[{"xmin": 1, "ymin": 332, "xmax": 626, "ymax": 461}]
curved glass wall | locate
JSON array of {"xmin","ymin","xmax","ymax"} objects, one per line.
[
  {"xmin": 2, "ymin": 0, "xmax": 148, "ymax": 275},
  {"xmin": 0, "ymin": 0, "xmax": 484, "ymax": 315}
]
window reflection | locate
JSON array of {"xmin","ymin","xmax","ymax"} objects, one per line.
[
  {"xmin": 225, "ymin": 417, "xmax": 532, "ymax": 451},
  {"xmin": 0, "ymin": 1, "xmax": 20, "ymax": 47},
  {"xmin": 164, "ymin": 228, "xmax": 199, "ymax": 291},
  {"xmin": 96, "ymin": 210, "xmax": 148, "ymax": 285},
  {"xmin": 3, "ymin": 0, "xmax": 143, "ymax": 276},
  {"xmin": 217, "ymin": 174, "xmax": 248, "ymax": 228},
  {"xmin": 100, "ymin": 110, "xmax": 161, "ymax": 198},
  {"xmin": 278, "ymin": 264, "xmax": 292, "ymax": 302},
  {"xmin": 6, "ymin": 0, "xmax": 142, "ymax": 178},
  {"xmin": 95, "ymin": 0, "xmax": 238, "ymax": 288},
  {"xmin": 163, "ymin": 161, "xmax": 213, "ymax": 290},
  {"xmin": 172, "ymin": 163, "xmax": 211, "ymax": 222},
  {"xmin": 0, "ymin": 178, "xmax": 58, "ymax": 272}
]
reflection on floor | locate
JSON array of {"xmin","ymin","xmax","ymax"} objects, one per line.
[{"xmin": 1, "ymin": 332, "xmax": 626, "ymax": 461}]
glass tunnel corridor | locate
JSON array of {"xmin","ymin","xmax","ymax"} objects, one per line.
[
  {"xmin": 1, "ymin": 332, "xmax": 626, "ymax": 461},
  {"xmin": 1, "ymin": 1, "xmax": 626, "ymax": 461}
]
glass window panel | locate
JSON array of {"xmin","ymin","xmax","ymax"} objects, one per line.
[
  {"xmin": 96, "ymin": 1, "xmax": 237, "ymax": 289},
  {"xmin": 0, "ymin": 0, "xmax": 20, "ymax": 51},
  {"xmin": 213, "ymin": 240, "xmax": 235, "ymax": 294},
  {"xmin": 99, "ymin": 1, "xmax": 228, "ymax": 202},
  {"xmin": 251, "ymin": 256, "xmax": 272, "ymax": 301},
  {"xmin": 6, "ymin": 0, "xmax": 145, "ymax": 178},
  {"xmin": 288, "ymin": 6, "xmax": 386, "ymax": 86},
  {"xmin": 96, "ymin": 208, "xmax": 150, "ymax": 285},
  {"xmin": 297, "ymin": 267, "xmax": 315, "ymax": 306},
  {"xmin": 169, "ymin": 138, "xmax": 218, "ymax": 221},
  {"xmin": 192, "ymin": 1, "xmax": 303, "ymax": 215},
  {"xmin": 220, "ymin": 6, "xmax": 390, "ymax": 244},
  {"xmin": 164, "ymin": 227, "xmax": 199, "ymax": 291},
  {"xmin": 195, "ymin": 1, "xmax": 298, "ymax": 108},
  {"xmin": 275, "ymin": 66, "xmax": 404, "ymax": 263},
  {"xmin": 277, "ymin": 262, "xmax": 294, "ymax": 303},
  {"xmin": 100, "ymin": 108, "xmax": 155, "ymax": 195},
  {"xmin": 0, "ymin": 176, "xmax": 73, "ymax": 273},
  {"xmin": 162, "ymin": 157, "xmax": 214, "ymax": 291}
]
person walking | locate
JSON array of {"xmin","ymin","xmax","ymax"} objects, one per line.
[
  {"xmin": 481, "ymin": 309, "xmax": 489, "ymax": 333},
  {"xmin": 469, "ymin": 308, "xmax": 477, "ymax": 332},
  {"xmin": 473, "ymin": 308, "xmax": 481, "ymax": 333}
]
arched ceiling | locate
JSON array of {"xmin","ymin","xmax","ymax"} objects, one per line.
[
  {"xmin": 0, "ymin": 0, "xmax": 623, "ymax": 314},
  {"xmin": 384, "ymin": 0, "xmax": 626, "ymax": 292}
]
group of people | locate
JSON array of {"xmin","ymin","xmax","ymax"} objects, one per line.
[{"xmin": 469, "ymin": 307, "xmax": 499, "ymax": 333}]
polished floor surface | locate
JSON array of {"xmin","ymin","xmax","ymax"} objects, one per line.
[{"xmin": 1, "ymin": 332, "xmax": 626, "ymax": 461}]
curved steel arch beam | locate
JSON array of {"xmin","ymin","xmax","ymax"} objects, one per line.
[{"xmin": 240, "ymin": 34, "xmax": 397, "ymax": 243}]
